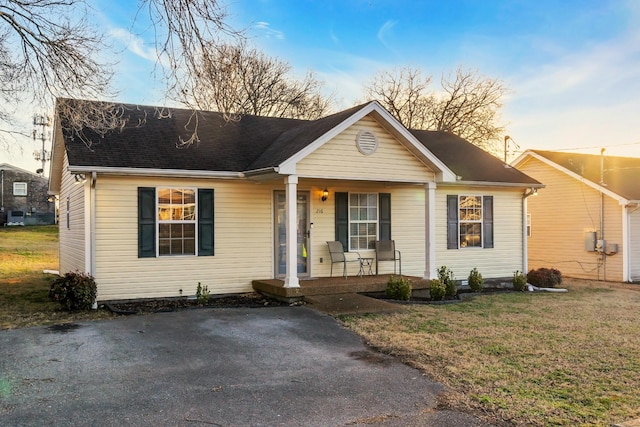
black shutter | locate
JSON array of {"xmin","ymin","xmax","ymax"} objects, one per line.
[
  {"xmin": 198, "ymin": 189, "xmax": 215, "ymax": 256},
  {"xmin": 379, "ymin": 193, "xmax": 391, "ymax": 241},
  {"xmin": 447, "ymin": 195, "xmax": 458, "ymax": 249},
  {"xmin": 138, "ymin": 187, "xmax": 156, "ymax": 258},
  {"xmin": 483, "ymin": 195, "xmax": 494, "ymax": 249},
  {"xmin": 335, "ymin": 192, "xmax": 349, "ymax": 250}
]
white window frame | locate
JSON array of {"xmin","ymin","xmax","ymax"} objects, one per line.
[
  {"xmin": 458, "ymin": 195, "xmax": 483, "ymax": 248},
  {"xmin": 157, "ymin": 187, "xmax": 198, "ymax": 256},
  {"xmin": 13, "ymin": 182, "xmax": 27, "ymax": 196},
  {"xmin": 527, "ymin": 213, "xmax": 532, "ymax": 237},
  {"xmin": 349, "ymin": 192, "xmax": 378, "ymax": 251}
]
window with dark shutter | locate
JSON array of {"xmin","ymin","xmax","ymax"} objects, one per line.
[
  {"xmin": 446, "ymin": 195, "xmax": 458, "ymax": 249},
  {"xmin": 198, "ymin": 189, "xmax": 214, "ymax": 256},
  {"xmin": 448, "ymin": 194, "xmax": 494, "ymax": 249},
  {"xmin": 335, "ymin": 192, "xmax": 349, "ymax": 250},
  {"xmin": 138, "ymin": 187, "xmax": 156, "ymax": 258},
  {"xmin": 379, "ymin": 193, "xmax": 391, "ymax": 241},
  {"xmin": 483, "ymin": 196, "xmax": 494, "ymax": 248}
]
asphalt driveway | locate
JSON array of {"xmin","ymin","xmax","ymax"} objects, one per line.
[{"xmin": 0, "ymin": 307, "xmax": 490, "ymax": 426}]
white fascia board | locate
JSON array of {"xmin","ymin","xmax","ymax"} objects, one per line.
[
  {"xmin": 438, "ymin": 180, "xmax": 545, "ymax": 189},
  {"xmin": 278, "ymin": 101, "xmax": 457, "ymax": 181},
  {"xmin": 68, "ymin": 166, "xmax": 244, "ymax": 179},
  {"xmin": 514, "ymin": 151, "xmax": 629, "ymax": 204}
]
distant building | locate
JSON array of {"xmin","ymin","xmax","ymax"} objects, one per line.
[{"xmin": 0, "ymin": 163, "xmax": 56, "ymax": 225}]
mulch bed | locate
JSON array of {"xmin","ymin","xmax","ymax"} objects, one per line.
[{"xmin": 104, "ymin": 292, "xmax": 292, "ymax": 315}]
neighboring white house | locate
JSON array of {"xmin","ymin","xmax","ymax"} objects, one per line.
[
  {"xmin": 513, "ymin": 150, "xmax": 640, "ymax": 282},
  {"xmin": 49, "ymin": 99, "xmax": 542, "ymax": 301}
]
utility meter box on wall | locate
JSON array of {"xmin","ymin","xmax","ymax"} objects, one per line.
[{"xmin": 584, "ymin": 231, "xmax": 596, "ymax": 251}]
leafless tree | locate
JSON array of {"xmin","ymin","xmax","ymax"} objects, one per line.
[
  {"xmin": 364, "ymin": 66, "xmax": 507, "ymax": 153},
  {"xmin": 0, "ymin": 0, "xmax": 240, "ymax": 148},
  {"xmin": 175, "ymin": 41, "xmax": 333, "ymax": 122}
]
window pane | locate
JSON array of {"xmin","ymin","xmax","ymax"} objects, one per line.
[
  {"xmin": 368, "ymin": 193, "xmax": 376, "ymax": 206},
  {"xmin": 159, "ymin": 239, "xmax": 170, "ymax": 255},
  {"xmin": 350, "ymin": 194, "xmax": 359, "ymax": 205},
  {"xmin": 359, "ymin": 223, "xmax": 367, "ymax": 235},
  {"xmin": 184, "ymin": 224, "xmax": 195, "ymax": 238},
  {"xmin": 171, "ymin": 239, "xmax": 183, "ymax": 254},
  {"xmin": 183, "ymin": 189, "xmax": 195, "ymax": 204},
  {"xmin": 351, "ymin": 223, "xmax": 358, "ymax": 234},
  {"xmin": 159, "ymin": 224, "xmax": 170, "ymax": 238},
  {"xmin": 359, "ymin": 194, "xmax": 367, "ymax": 205},
  {"xmin": 183, "ymin": 238, "xmax": 195, "ymax": 255},
  {"xmin": 368, "ymin": 223, "xmax": 377, "ymax": 235},
  {"xmin": 367, "ymin": 237, "xmax": 375, "ymax": 250},
  {"xmin": 368, "ymin": 207, "xmax": 377, "ymax": 220},
  {"xmin": 350, "ymin": 207, "xmax": 358, "ymax": 219},
  {"xmin": 350, "ymin": 237, "xmax": 358, "ymax": 249},
  {"xmin": 359, "ymin": 208, "xmax": 367, "ymax": 220},
  {"xmin": 158, "ymin": 189, "xmax": 170, "ymax": 205},
  {"xmin": 170, "ymin": 224, "xmax": 183, "ymax": 238}
]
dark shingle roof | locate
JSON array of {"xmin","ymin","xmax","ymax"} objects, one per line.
[
  {"xmin": 62, "ymin": 102, "xmax": 305, "ymax": 172},
  {"xmin": 531, "ymin": 150, "xmax": 640, "ymax": 201},
  {"xmin": 411, "ymin": 130, "xmax": 541, "ymax": 185},
  {"xmin": 59, "ymin": 99, "xmax": 538, "ymax": 185}
]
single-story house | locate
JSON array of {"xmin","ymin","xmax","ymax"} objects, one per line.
[
  {"xmin": 513, "ymin": 150, "xmax": 640, "ymax": 282},
  {"xmin": 1, "ymin": 163, "xmax": 56, "ymax": 225},
  {"xmin": 49, "ymin": 99, "xmax": 541, "ymax": 301}
]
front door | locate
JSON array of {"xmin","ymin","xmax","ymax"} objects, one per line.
[{"xmin": 275, "ymin": 191, "xmax": 309, "ymax": 277}]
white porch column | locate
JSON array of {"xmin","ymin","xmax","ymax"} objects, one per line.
[
  {"xmin": 424, "ymin": 182, "xmax": 436, "ymax": 279},
  {"xmin": 284, "ymin": 175, "xmax": 300, "ymax": 288}
]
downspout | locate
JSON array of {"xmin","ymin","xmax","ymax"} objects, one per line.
[
  {"xmin": 90, "ymin": 172, "xmax": 97, "ymax": 309},
  {"xmin": 600, "ymin": 148, "xmax": 606, "ymax": 282},
  {"xmin": 1, "ymin": 169, "xmax": 4, "ymax": 217},
  {"xmin": 522, "ymin": 188, "xmax": 537, "ymax": 273}
]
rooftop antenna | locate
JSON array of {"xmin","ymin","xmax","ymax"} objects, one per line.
[
  {"xmin": 504, "ymin": 135, "xmax": 520, "ymax": 163},
  {"xmin": 32, "ymin": 114, "xmax": 51, "ymax": 177}
]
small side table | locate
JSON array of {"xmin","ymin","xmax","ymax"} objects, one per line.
[{"xmin": 358, "ymin": 257, "xmax": 374, "ymax": 276}]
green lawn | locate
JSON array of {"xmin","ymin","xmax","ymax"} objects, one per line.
[
  {"xmin": 0, "ymin": 225, "xmax": 114, "ymax": 329},
  {"xmin": 342, "ymin": 280, "xmax": 640, "ymax": 426}
]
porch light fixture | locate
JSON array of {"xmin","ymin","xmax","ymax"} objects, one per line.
[
  {"xmin": 321, "ymin": 188, "xmax": 329, "ymax": 202},
  {"xmin": 73, "ymin": 173, "xmax": 87, "ymax": 184},
  {"xmin": 523, "ymin": 188, "xmax": 538, "ymax": 198}
]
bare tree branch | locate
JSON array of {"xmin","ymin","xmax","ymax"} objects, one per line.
[
  {"xmin": 174, "ymin": 41, "xmax": 333, "ymax": 125},
  {"xmin": 364, "ymin": 65, "xmax": 507, "ymax": 154}
]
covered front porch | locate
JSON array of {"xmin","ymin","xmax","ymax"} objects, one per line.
[{"xmin": 253, "ymin": 274, "xmax": 430, "ymax": 301}]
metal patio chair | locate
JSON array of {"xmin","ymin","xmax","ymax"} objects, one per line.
[
  {"xmin": 375, "ymin": 240, "xmax": 401, "ymax": 275},
  {"xmin": 326, "ymin": 241, "xmax": 361, "ymax": 278}
]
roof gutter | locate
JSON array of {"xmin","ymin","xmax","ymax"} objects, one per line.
[
  {"xmin": 438, "ymin": 180, "xmax": 545, "ymax": 189},
  {"xmin": 68, "ymin": 166, "xmax": 244, "ymax": 179}
]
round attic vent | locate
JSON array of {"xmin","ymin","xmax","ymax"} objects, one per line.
[{"xmin": 356, "ymin": 130, "xmax": 378, "ymax": 155}]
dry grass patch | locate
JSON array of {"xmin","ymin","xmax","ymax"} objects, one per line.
[
  {"xmin": 342, "ymin": 279, "xmax": 640, "ymax": 426},
  {"xmin": 0, "ymin": 226, "xmax": 115, "ymax": 329}
]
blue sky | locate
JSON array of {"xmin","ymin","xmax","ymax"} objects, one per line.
[{"xmin": 4, "ymin": 0, "xmax": 640, "ymax": 173}]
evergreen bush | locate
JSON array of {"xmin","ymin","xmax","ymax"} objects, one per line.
[{"xmin": 49, "ymin": 271, "xmax": 97, "ymax": 311}]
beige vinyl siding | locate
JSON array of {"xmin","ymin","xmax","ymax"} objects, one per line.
[
  {"xmin": 92, "ymin": 175, "xmax": 430, "ymax": 300},
  {"xmin": 630, "ymin": 209, "xmax": 640, "ymax": 281},
  {"xmin": 518, "ymin": 157, "xmax": 624, "ymax": 281},
  {"xmin": 94, "ymin": 176, "xmax": 276, "ymax": 301},
  {"xmin": 435, "ymin": 187, "xmax": 523, "ymax": 279},
  {"xmin": 296, "ymin": 116, "xmax": 435, "ymax": 182},
  {"xmin": 58, "ymin": 151, "xmax": 86, "ymax": 274},
  {"xmin": 305, "ymin": 181, "xmax": 426, "ymax": 278}
]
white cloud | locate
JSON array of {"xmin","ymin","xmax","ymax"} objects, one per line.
[
  {"xmin": 377, "ymin": 20, "xmax": 397, "ymax": 51},
  {"xmin": 109, "ymin": 28, "xmax": 161, "ymax": 63},
  {"xmin": 504, "ymin": 22, "xmax": 640, "ymax": 157},
  {"xmin": 254, "ymin": 21, "xmax": 285, "ymax": 40}
]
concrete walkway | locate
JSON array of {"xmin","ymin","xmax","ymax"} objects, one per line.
[{"xmin": 0, "ymin": 307, "xmax": 491, "ymax": 426}]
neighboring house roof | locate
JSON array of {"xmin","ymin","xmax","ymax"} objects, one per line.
[
  {"xmin": 0, "ymin": 163, "xmax": 48, "ymax": 180},
  {"xmin": 514, "ymin": 150, "xmax": 640, "ymax": 202},
  {"xmin": 53, "ymin": 99, "xmax": 539, "ymax": 187}
]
